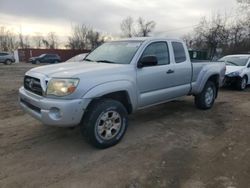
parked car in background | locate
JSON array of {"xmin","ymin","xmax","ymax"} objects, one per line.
[
  {"xmin": 29, "ymin": 54, "xmax": 61, "ymax": 64},
  {"xmin": 19, "ymin": 37, "xmax": 225, "ymax": 148},
  {"xmin": 219, "ymin": 54, "xmax": 250, "ymax": 90},
  {"xmin": 66, "ymin": 53, "xmax": 88, "ymax": 62},
  {"xmin": 0, "ymin": 52, "xmax": 15, "ymax": 65}
]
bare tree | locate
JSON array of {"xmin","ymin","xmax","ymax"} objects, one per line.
[
  {"xmin": 182, "ymin": 34, "xmax": 193, "ymax": 49},
  {"xmin": 18, "ymin": 32, "xmax": 24, "ymax": 49},
  {"xmin": 0, "ymin": 26, "xmax": 18, "ymax": 51},
  {"xmin": 188, "ymin": 14, "xmax": 229, "ymax": 59},
  {"xmin": 32, "ymin": 33, "xmax": 43, "ymax": 48},
  {"xmin": 227, "ymin": 0, "xmax": 250, "ymax": 53},
  {"xmin": 67, "ymin": 24, "xmax": 103, "ymax": 50},
  {"xmin": 42, "ymin": 39, "xmax": 49, "ymax": 49},
  {"xmin": 67, "ymin": 24, "xmax": 88, "ymax": 50},
  {"xmin": 136, "ymin": 17, "xmax": 156, "ymax": 37},
  {"xmin": 229, "ymin": 21, "xmax": 245, "ymax": 45},
  {"xmin": 24, "ymin": 35, "xmax": 30, "ymax": 48},
  {"xmin": 47, "ymin": 32, "xmax": 58, "ymax": 49},
  {"xmin": 87, "ymin": 29, "xmax": 104, "ymax": 49},
  {"xmin": 120, "ymin": 16, "xmax": 156, "ymax": 37},
  {"xmin": 184, "ymin": 2, "xmax": 250, "ymax": 57},
  {"xmin": 17, "ymin": 32, "xmax": 30, "ymax": 49},
  {"xmin": 120, "ymin": 16, "xmax": 134, "ymax": 38},
  {"xmin": 237, "ymin": 0, "xmax": 250, "ymax": 6}
]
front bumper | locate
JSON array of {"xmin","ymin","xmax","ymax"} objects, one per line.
[
  {"xmin": 223, "ymin": 76, "xmax": 240, "ymax": 86},
  {"xmin": 19, "ymin": 87, "xmax": 91, "ymax": 127}
]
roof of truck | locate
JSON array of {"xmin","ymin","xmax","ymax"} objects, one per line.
[{"xmin": 113, "ymin": 37, "xmax": 183, "ymax": 42}]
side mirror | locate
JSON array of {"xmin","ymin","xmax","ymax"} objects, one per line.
[{"xmin": 138, "ymin": 55, "xmax": 158, "ymax": 68}]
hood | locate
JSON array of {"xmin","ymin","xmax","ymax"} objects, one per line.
[
  {"xmin": 27, "ymin": 61, "xmax": 128, "ymax": 77},
  {"xmin": 225, "ymin": 66, "xmax": 244, "ymax": 75}
]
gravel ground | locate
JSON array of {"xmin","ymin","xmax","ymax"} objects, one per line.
[{"xmin": 0, "ymin": 63, "xmax": 250, "ymax": 188}]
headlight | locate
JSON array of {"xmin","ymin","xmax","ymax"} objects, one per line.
[
  {"xmin": 46, "ymin": 78, "xmax": 79, "ymax": 96},
  {"xmin": 227, "ymin": 71, "xmax": 240, "ymax": 77}
]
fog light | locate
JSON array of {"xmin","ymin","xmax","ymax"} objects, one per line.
[{"xmin": 49, "ymin": 107, "xmax": 62, "ymax": 120}]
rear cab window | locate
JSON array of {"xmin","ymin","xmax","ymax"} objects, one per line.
[
  {"xmin": 46, "ymin": 54, "xmax": 56, "ymax": 58},
  {"xmin": 172, "ymin": 42, "xmax": 186, "ymax": 63}
]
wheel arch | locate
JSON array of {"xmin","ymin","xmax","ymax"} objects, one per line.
[
  {"xmin": 243, "ymin": 74, "xmax": 248, "ymax": 83},
  {"xmin": 207, "ymin": 74, "xmax": 220, "ymax": 98},
  {"xmin": 193, "ymin": 73, "xmax": 220, "ymax": 96},
  {"xmin": 98, "ymin": 91, "xmax": 133, "ymax": 114},
  {"xmin": 82, "ymin": 81, "xmax": 137, "ymax": 114}
]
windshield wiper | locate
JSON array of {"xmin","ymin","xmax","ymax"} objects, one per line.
[
  {"xmin": 226, "ymin": 61, "xmax": 238, "ymax": 66},
  {"xmin": 84, "ymin": 58, "xmax": 93, "ymax": 62},
  {"xmin": 96, "ymin": 60, "xmax": 117, "ymax": 64}
]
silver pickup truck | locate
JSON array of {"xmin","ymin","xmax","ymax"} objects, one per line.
[{"xmin": 19, "ymin": 37, "xmax": 225, "ymax": 148}]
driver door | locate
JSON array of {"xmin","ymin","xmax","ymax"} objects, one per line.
[{"xmin": 137, "ymin": 41, "xmax": 176, "ymax": 107}]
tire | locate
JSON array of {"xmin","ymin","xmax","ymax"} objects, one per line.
[
  {"xmin": 34, "ymin": 60, "xmax": 40, "ymax": 64},
  {"xmin": 4, "ymin": 59, "xmax": 12, "ymax": 65},
  {"xmin": 236, "ymin": 76, "xmax": 247, "ymax": 91},
  {"xmin": 54, "ymin": 60, "xmax": 59, "ymax": 64},
  {"xmin": 195, "ymin": 81, "xmax": 216, "ymax": 110},
  {"xmin": 81, "ymin": 99, "xmax": 128, "ymax": 149}
]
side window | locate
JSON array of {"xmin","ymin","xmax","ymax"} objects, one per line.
[
  {"xmin": 46, "ymin": 55, "xmax": 53, "ymax": 58},
  {"xmin": 172, "ymin": 42, "xmax": 186, "ymax": 63},
  {"xmin": 141, "ymin": 42, "xmax": 170, "ymax": 65}
]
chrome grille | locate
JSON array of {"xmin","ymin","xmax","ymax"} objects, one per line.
[{"xmin": 24, "ymin": 76, "xmax": 43, "ymax": 96}]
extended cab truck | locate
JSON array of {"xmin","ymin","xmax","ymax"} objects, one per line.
[{"xmin": 19, "ymin": 38, "xmax": 226, "ymax": 148}]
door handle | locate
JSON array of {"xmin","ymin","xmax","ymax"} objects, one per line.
[{"xmin": 166, "ymin": 69, "xmax": 174, "ymax": 74}]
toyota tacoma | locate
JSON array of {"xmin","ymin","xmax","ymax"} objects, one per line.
[{"xmin": 19, "ymin": 38, "xmax": 226, "ymax": 148}]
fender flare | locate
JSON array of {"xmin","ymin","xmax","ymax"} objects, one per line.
[
  {"xmin": 192, "ymin": 68, "xmax": 220, "ymax": 95},
  {"xmin": 82, "ymin": 80, "xmax": 138, "ymax": 110}
]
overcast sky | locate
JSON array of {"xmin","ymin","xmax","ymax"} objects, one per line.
[{"xmin": 0, "ymin": 0, "xmax": 238, "ymax": 39}]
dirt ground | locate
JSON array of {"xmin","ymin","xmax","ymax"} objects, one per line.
[{"xmin": 0, "ymin": 63, "xmax": 250, "ymax": 188}]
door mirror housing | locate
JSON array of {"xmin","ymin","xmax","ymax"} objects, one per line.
[{"xmin": 138, "ymin": 56, "xmax": 158, "ymax": 68}]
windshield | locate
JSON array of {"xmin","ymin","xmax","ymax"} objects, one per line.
[
  {"xmin": 66, "ymin": 53, "xmax": 88, "ymax": 62},
  {"xmin": 85, "ymin": 41, "xmax": 142, "ymax": 64},
  {"xmin": 39, "ymin": 54, "xmax": 46, "ymax": 58},
  {"xmin": 218, "ymin": 56, "xmax": 249, "ymax": 66}
]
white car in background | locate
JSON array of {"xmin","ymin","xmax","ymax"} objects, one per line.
[{"xmin": 219, "ymin": 54, "xmax": 250, "ymax": 90}]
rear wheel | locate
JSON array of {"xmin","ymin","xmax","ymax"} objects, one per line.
[
  {"xmin": 80, "ymin": 99, "xmax": 128, "ymax": 149},
  {"xmin": 34, "ymin": 60, "xmax": 40, "ymax": 64},
  {"xmin": 4, "ymin": 59, "xmax": 12, "ymax": 65},
  {"xmin": 236, "ymin": 76, "xmax": 247, "ymax": 90},
  {"xmin": 195, "ymin": 81, "xmax": 216, "ymax": 110}
]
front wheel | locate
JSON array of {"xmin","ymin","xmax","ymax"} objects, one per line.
[
  {"xmin": 236, "ymin": 76, "xmax": 247, "ymax": 90},
  {"xmin": 81, "ymin": 99, "xmax": 128, "ymax": 149},
  {"xmin": 195, "ymin": 81, "xmax": 216, "ymax": 110}
]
